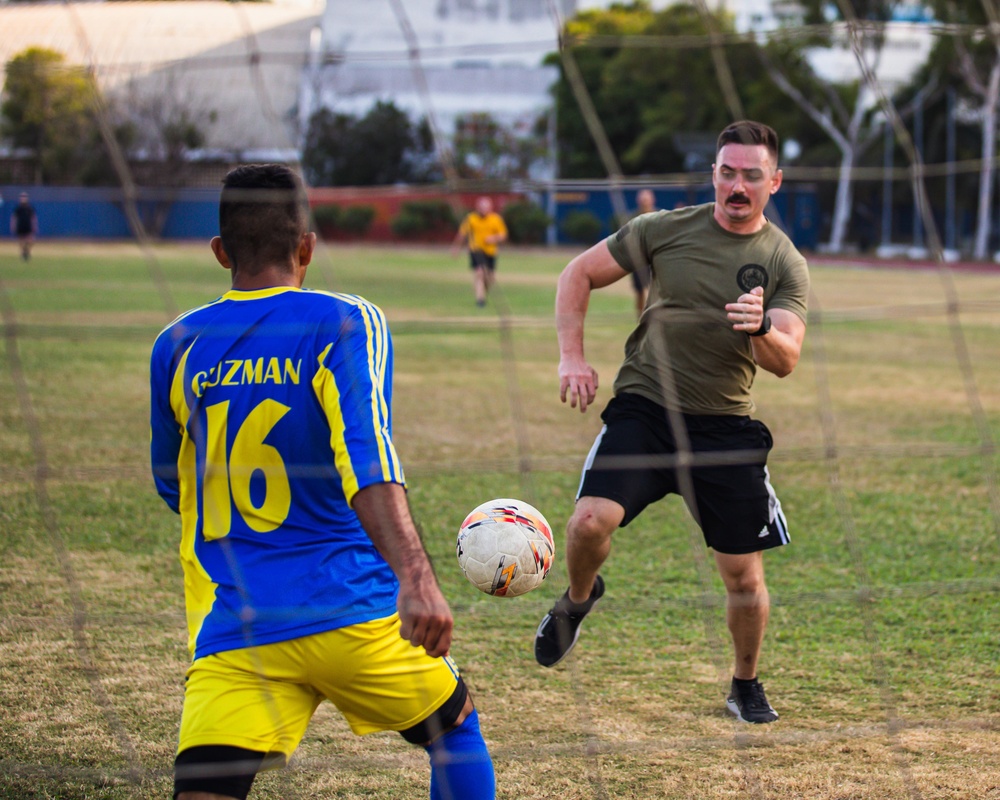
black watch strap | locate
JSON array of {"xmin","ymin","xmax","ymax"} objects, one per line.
[{"xmin": 749, "ymin": 314, "xmax": 771, "ymax": 337}]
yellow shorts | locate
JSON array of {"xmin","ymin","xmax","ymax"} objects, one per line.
[{"xmin": 178, "ymin": 614, "xmax": 461, "ymax": 758}]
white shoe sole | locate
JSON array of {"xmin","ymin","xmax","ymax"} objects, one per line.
[{"xmin": 726, "ymin": 696, "xmax": 778, "ymax": 723}]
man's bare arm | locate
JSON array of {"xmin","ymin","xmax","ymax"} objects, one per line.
[
  {"xmin": 749, "ymin": 308, "xmax": 805, "ymax": 377},
  {"xmin": 352, "ymin": 483, "xmax": 453, "ymax": 657},
  {"xmin": 556, "ymin": 240, "xmax": 629, "ymax": 412},
  {"xmin": 726, "ymin": 286, "xmax": 805, "ymax": 377}
]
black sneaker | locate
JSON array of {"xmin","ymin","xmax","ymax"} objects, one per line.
[
  {"xmin": 534, "ymin": 575, "xmax": 605, "ymax": 667},
  {"xmin": 726, "ymin": 677, "xmax": 779, "ymax": 724}
]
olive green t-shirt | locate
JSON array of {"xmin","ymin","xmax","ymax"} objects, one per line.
[{"xmin": 606, "ymin": 203, "xmax": 809, "ymax": 415}]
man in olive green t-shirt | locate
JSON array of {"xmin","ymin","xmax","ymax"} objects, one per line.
[{"xmin": 535, "ymin": 121, "xmax": 809, "ymax": 725}]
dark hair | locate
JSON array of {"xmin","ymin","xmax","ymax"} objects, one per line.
[
  {"xmin": 716, "ymin": 120, "xmax": 779, "ymax": 166},
  {"xmin": 218, "ymin": 164, "xmax": 308, "ymax": 274}
]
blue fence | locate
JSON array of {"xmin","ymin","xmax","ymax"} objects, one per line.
[
  {"xmin": 2, "ymin": 183, "xmax": 821, "ymax": 251},
  {"xmin": 548, "ymin": 183, "xmax": 820, "ymax": 251},
  {"xmin": 1, "ymin": 186, "xmax": 220, "ymax": 240}
]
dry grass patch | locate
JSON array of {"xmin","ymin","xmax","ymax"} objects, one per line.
[{"xmin": 1, "ymin": 245, "xmax": 998, "ymax": 799}]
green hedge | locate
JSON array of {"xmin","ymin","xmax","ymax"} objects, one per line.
[
  {"xmin": 391, "ymin": 200, "xmax": 457, "ymax": 239},
  {"xmin": 339, "ymin": 205, "xmax": 375, "ymax": 235},
  {"xmin": 504, "ymin": 201, "xmax": 550, "ymax": 244},
  {"xmin": 312, "ymin": 204, "xmax": 341, "ymax": 230},
  {"xmin": 312, "ymin": 204, "xmax": 375, "ymax": 238},
  {"xmin": 560, "ymin": 210, "xmax": 603, "ymax": 244}
]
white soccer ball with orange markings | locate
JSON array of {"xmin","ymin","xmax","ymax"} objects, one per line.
[{"xmin": 456, "ymin": 498, "xmax": 555, "ymax": 597}]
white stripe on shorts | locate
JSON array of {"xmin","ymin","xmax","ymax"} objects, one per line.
[
  {"xmin": 764, "ymin": 466, "xmax": 790, "ymax": 545},
  {"xmin": 576, "ymin": 424, "xmax": 607, "ymax": 500}
]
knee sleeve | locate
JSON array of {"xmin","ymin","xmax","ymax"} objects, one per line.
[
  {"xmin": 424, "ymin": 709, "xmax": 495, "ymax": 800},
  {"xmin": 400, "ymin": 679, "xmax": 469, "ymax": 745},
  {"xmin": 173, "ymin": 745, "xmax": 272, "ymax": 799}
]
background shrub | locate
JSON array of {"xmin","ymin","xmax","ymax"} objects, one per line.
[
  {"xmin": 560, "ymin": 210, "xmax": 603, "ymax": 244},
  {"xmin": 339, "ymin": 205, "xmax": 375, "ymax": 236},
  {"xmin": 391, "ymin": 200, "xmax": 457, "ymax": 239},
  {"xmin": 503, "ymin": 200, "xmax": 550, "ymax": 244},
  {"xmin": 312, "ymin": 204, "xmax": 341, "ymax": 235},
  {"xmin": 312, "ymin": 204, "xmax": 375, "ymax": 238},
  {"xmin": 390, "ymin": 209, "xmax": 426, "ymax": 238}
]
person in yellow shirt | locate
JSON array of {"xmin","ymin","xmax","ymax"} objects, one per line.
[{"xmin": 452, "ymin": 197, "xmax": 508, "ymax": 307}]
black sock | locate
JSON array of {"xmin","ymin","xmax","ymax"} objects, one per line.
[{"xmin": 560, "ymin": 589, "xmax": 596, "ymax": 613}]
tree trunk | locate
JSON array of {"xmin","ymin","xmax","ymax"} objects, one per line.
[
  {"xmin": 829, "ymin": 86, "xmax": 869, "ymax": 253},
  {"xmin": 829, "ymin": 146, "xmax": 856, "ymax": 252},
  {"xmin": 973, "ymin": 60, "xmax": 1000, "ymax": 261}
]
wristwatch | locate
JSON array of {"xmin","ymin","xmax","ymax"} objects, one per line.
[{"xmin": 749, "ymin": 314, "xmax": 771, "ymax": 337}]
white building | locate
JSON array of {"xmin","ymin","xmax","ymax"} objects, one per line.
[
  {"xmin": 301, "ymin": 0, "xmax": 576, "ymax": 138},
  {"xmin": 0, "ymin": 0, "xmax": 323, "ymax": 158},
  {"xmin": 305, "ymin": 1, "xmax": 936, "ymax": 139},
  {"xmin": 0, "ymin": 0, "xmax": 939, "ymax": 163},
  {"xmin": 723, "ymin": 1, "xmax": 935, "ymax": 95}
]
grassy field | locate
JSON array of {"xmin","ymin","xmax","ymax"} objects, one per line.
[{"xmin": 0, "ymin": 240, "xmax": 998, "ymax": 800}]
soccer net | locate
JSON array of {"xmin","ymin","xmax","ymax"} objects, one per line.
[{"xmin": 1, "ymin": 1, "xmax": 998, "ymax": 798}]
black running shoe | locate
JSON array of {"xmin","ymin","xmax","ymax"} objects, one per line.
[
  {"xmin": 726, "ymin": 678, "xmax": 779, "ymax": 724},
  {"xmin": 534, "ymin": 575, "xmax": 605, "ymax": 667}
]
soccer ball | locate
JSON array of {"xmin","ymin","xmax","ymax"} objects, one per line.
[{"xmin": 456, "ymin": 498, "xmax": 555, "ymax": 597}]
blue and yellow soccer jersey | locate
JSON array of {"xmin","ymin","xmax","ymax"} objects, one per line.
[{"xmin": 150, "ymin": 287, "xmax": 406, "ymax": 660}]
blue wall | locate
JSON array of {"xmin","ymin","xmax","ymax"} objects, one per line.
[
  {"xmin": 2, "ymin": 183, "xmax": 821, "ymax": 251},
  {"xmin": 1, "ymin": 186, "xmax": 220, "ymax": 240}
]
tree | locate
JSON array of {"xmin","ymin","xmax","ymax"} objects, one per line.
[
  {"xmin": 756, "ymin": 0, "xmax": 939, "ymax": 251},
  {"xmin": 302, "ymin": 101, "xmax": 440, "ymax": 186},
  {"xmin": 922, "ymin": 1, "xmax": 1000, "ymax": 259},
  {"xmin": 546, "ymin": 2, "xmax": 655, "ymax": 178},
  {"xmin": 1, "ymin": 47, "xmax": 98, "ymax": 183},
  {"xmin": 452, "ymin": 112, "xmax": 547, "ymax": 180},
  {"xmin": 603, "ymin": 4, "xmax": 819, "ymax": 173},
  {"xmin": 0, "ymin": 46, "xmax": 140, "ymax": 187},
  {"xmin": 124, "ymin": 74, "xmax": 215, "ymax": 185},
  {"xmin": 547, "ymin": 3, "xmax": 827, "ymax": 178}
]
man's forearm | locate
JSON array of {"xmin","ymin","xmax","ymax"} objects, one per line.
[
  {"xmin": 555, "ymin": 262, "xmax": 593, "ymax": 360},
  {"xmin": 749, "ymin": 310, "xmax": 805, "ymax": 378},
  {"xmin": 352, "ymin": 482, "xmax": 435, "ymax": 582}
]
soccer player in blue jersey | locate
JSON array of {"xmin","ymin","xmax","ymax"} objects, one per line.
[{"xmin": 150, "ymin": 164, "xmax": 496, "ymax": 800}]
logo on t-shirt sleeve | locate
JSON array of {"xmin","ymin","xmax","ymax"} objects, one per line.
[{"xmin": 737, "ymin": 264, "xmax": 769, "ymax": 292}]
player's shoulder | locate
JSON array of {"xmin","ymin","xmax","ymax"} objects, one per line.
[
  {"xmin": 644, "ymin": 203, "xmax": 710, "ymax": 228},
  {"xmin": 628, "ymin": 203, "xmax": 709, "ymax": 239},
  {"xmin": 298, "ymin": 288, "xmax": 385, "ymax": 316},
  {"xmin": 674, "ymin": 203, "xmax": 715, "ymax": 224},
  {"xmin": 152, "ymin": 294, "xmax": 228, "ymax": 352},
  {"xmin": 298, "ymin": 289, "xmax": 390, "ymax": 339},
  {"xmin": 762, "ymin": 219, "xmax": 808, "ymax": 263}
]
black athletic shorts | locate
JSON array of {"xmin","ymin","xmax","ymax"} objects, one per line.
[
  {"xmin": 577, "ymin": 392, "xmax": 790, "ymax": 554},
  {"xmin": 469, "ymin": 250, "xmax": 496, "ymax": 271}
]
